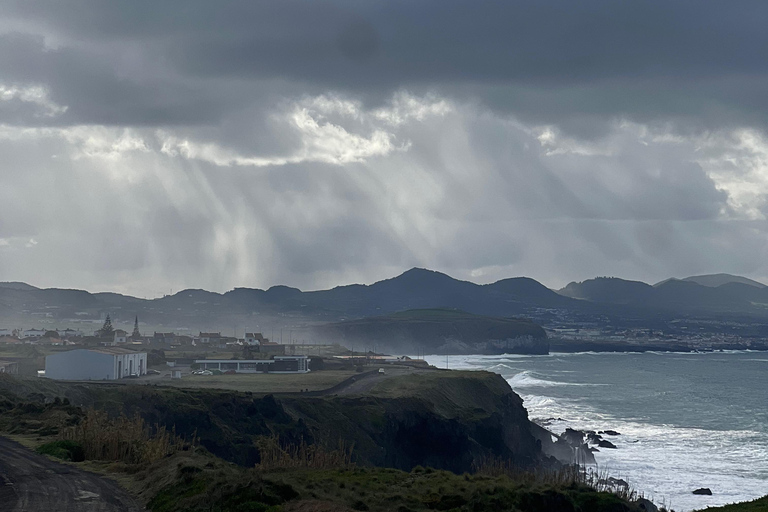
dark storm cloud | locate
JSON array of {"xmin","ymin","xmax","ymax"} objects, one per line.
[
  {"xmin": 3, "ymin": 0, "xmax": 768, "ymax": 129},
  {"xmin": 2, "ymin": 0, "xmax": 768, "ymax": 294}
]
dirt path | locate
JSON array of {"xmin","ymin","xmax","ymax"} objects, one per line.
[
  {"xmin": 322, "ymin": 367, "xmax": 431, "ymax": 396},
  {"xmin": 0, "ymin": 436, "xmax": 143, "ymax": 512}
]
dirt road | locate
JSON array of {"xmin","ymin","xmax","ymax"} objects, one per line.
[
  {"xmin": 321, "ymin": 366, "xmax": 431, "ymax": 396},
  {"xmin": 0, "ymin": 436, "xmax": 143, "ymax": 512}
]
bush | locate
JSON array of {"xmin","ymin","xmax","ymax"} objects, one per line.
[{"xmin": 36, "ymin": 440, "xmax": 85, "ymax": 462}]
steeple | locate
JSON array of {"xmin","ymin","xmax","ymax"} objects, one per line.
[{"xmin": 132, "ymin": 315, "xmax": 141, "ymax": 339}]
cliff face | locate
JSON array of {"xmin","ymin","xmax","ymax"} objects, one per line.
[{"xmin": 0, "ymin": 371, "xmax": 548, "ymax": 473}]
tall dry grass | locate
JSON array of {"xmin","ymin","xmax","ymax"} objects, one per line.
[
  {"xmin": 472, "ymin": 455, "xmax": 639, "ymax": 502},
  {"xmin": 59, "ymin": 409, "xmax": 194, "ymax": 464},
  {"xmin": 254, "ymin": 435, "xmax": 354, "ymax": 470}
]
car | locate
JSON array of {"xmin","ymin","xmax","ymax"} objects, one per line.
[
  {"xmin": 378, "ymin": 368, "xmax": 386, "ymax": 374},
  {"xmin": 146, "ymin": 369, "xmax": 161, "ymax": 375},
  {"xmin": 126, "ymin": 373, "xmax": 139, "ymax": 378},
  {"xmin": 193, "ymin": 370, "xmax": 213, "ymax": 376}
]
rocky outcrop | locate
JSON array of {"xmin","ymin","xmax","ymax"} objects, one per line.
[
  {"xmin": 693, "ymin": 488, "xmax": 713, "ymax": 495},
  {"xmin": 530, "ymin": 425, "xmax": 596, "ymax": 465}
]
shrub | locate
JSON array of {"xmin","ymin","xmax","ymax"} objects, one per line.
[{"xmin": 36, "ymin": 440, "xmax": 85, "ymax": 462}]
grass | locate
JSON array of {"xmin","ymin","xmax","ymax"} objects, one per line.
[
  {"xmin": 156, "ymin": 370, "xmax": 358, "ymax": 393},
  {"xmin": 144, "ymin": 459, "xmax": 647, "ymax": 512},
  {"xmin": 699, "ymin": 496, "xmax": 768, "ymax": 512}
]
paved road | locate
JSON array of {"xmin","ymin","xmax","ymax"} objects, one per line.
[{"xmin": 0, "ymin": 437, "xmax": 143, "ymax": 512}]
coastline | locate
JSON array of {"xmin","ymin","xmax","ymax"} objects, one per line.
[{"xmin": 426, "ymin": 352, "xmax": 768, "ymax": 512}]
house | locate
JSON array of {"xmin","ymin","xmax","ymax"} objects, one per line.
[
  {"xmin": 0, "ymin": 360, "xmax": 18, "ymax": 375},
  {"xmin": 0, "ymin": 329, "xmax": 14, "ymax": 337},
  {"xmin": 45, "ymin": 347, "xmax": 148, "ymax": 381},
  {"xmin": 173, "ymin": 335, "xmax": 194, "ymax": 346},
  {"xmin": 245, "ymin": 332, "xmax": 267, "ymax": 345},
  {"xmin": 22, "ymin": 328, "xmax": 46, "ymax": 339},
  {"xmin": 114, "ymin": 329, "xmax": 128, "ymax": 344},
  {"xmin": 198, "ymin": 332, "xmax": 222, "ymax": 344},
  {"xmin": 195, "ymin": 355, "xmax": 309, "ymax": 374},
  {"xmin": 153, "ymin": 332, "xmax": 176, "ymax": 344}
]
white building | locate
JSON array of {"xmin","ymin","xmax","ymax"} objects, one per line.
[
  {"xmin": 23, "ymin": 328, "xmax": 46, "ymax": 338},
  {"xmin": 0, "ymin": 329, "xmax": 14, "ymax": 337},
  {"xmin": 114, "ymin": 329, "xmax": 128, "ymax": 344},
  {"xmin": 57, "ymin": 328, "xmax": 83, "ymax": 338},
  {"xmin": 45, "ymin": 348, "xmax": 147, "ymax": 381}
]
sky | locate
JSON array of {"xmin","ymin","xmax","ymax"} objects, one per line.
[{"xmin": 2, "ymin": 1, "xmax": 768, "ymax": 296}]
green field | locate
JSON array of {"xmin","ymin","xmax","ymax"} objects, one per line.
[{"xmin": 153, "ymin": 370, "xmax": 358, "ymax": 393}]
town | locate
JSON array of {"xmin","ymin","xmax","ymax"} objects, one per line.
[{"xmin": 0, "ymin": 315, "xmax": 427, "ymax": 382}]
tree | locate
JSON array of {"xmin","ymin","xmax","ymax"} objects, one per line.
[
  {"xmin": 132, "ymin": 315, "xmax": 141, "ymax": 339},
  {"xmin": 99, "ymin": 314, "xmax": 115, "ymax": 337}
]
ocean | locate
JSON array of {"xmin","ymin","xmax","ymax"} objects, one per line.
[{"xmin": 424, "ymin": 351, "xmax": 768, "ymax": 512}]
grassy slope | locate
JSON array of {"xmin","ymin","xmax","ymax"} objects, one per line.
[
  {"xmin": 157, "ymin": 370, "xmax": 358, "ymax": 393},
  {"xmin": 142, "ymin": 451, "xmax": 642, "ymax": 512},
  {"xmin": 700, "ymin": 497, "xmax": 768, "ymax": 512}
]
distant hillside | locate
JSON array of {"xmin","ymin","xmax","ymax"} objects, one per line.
[
  {"xmin": 314, "ymin": 308, "xmax": 549, "ymax": 355},
  {"xmin": 682, "ymin": 273, "xmax": 766, "ymax": 288},
  {"xmin": 5, "ymin": 268, "xmax": 768, "ymax": 337},
  {"xmin": 653, "ymin": 274, "xmax": 766, "ymax": 288},
  {"xmin": 559, "ymin": 277, "xmax": 653, "ymax": 304},
  {"xmin": 559, "ymin": 276, "xmax": 768, "ymax": 313},
  {"xmin": 0, "ymin": 282, "xmax": 39, "ymax": 291}
]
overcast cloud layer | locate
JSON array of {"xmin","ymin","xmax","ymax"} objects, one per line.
[{"xmin": 2, "ymin": 1, "xmax": 768, "ymax": 296}]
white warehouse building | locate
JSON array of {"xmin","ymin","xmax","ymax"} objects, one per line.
[{"xmin": 45, "ymin": 347, "xmax": 147, "ymax": 381}]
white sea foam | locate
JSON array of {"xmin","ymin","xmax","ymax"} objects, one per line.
[
  {"xmin": 473, "ymin": 352, "xmax": 768, "ymax": 511},
  {"xmin": 507, "ymin": 370, "xmax": 571, "ymax": 388}
]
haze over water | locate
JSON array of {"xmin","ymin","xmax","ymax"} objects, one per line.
[{"xmin": 425, "ymin": 351, "xmax": 768, "ymax": 512}]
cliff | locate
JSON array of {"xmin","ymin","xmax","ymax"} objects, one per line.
[{"xmin": 0, "ymin": 370, "xmax": 548, "ymax": 473}]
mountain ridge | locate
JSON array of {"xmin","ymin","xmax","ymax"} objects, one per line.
[{"xmin": 3, "ymin": 269, "xmax": 768, "ymax": 331}]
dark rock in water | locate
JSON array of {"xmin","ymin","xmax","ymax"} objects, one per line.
[
  {"xmin": 589, "ymin": 447, "xmax": 600, "ymax": 452},
  {"xmin": 608, "ymin": 477, "xmax": 629, "ymax": 488},
  {"xmin": 636, "ymin": 497, "xmax": 659, "ymax": 512},
  {"xmin": 561, "ymin": 428, "xmax": 585, "ymax": 447},
  {"xmin": 530, "ymin": 423, "xmax": 595, "ymax": 465},
  {"xmin": 587, "ymin": 432, "xmax": 603, "ymax": 444},
  {"xmin": 600, "ymin": 430, "xmax": 621, "ymax": 436},
  {"xmin": 693, "ymin": 488, "xmax": 713, "ymax": 495},
  {"xmin": 597, "ymin": 440, "xmax": 617, "ymax": 449}
]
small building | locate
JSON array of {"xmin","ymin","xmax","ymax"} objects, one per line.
[
  {"xmin": 245, "ymin": 332, "xmax": 267, "ymax": 345},
  {"xmin": 0, "ymin": 360, "xmax": 18, "ymax": 375},
  {"xmin": 153, "ymin": 332, "xmax": 176, "ymax": 344},
  {"xmin": 0, "ymin": 329, "xmax": 14, "ymax": 337},
  {"xmin": 195, "ymin": 355, "xmax": 309, "ymax": 374},
  {"xmin": 57, "ymin": 328, "xmax": 83, "ymax": 338},
  {"xmin": 23, "ymin": 328, "xmax": 46, "ymax": 339},
  {"xmin": 114, "ymin": 329, "xmax": 128, "ymax": 344},
  {"xmin": 45, "ymin": 348, "xmax": 147, "ymax": 381},
  {"xmin": 198, "ymin": 332, "xmax": 222, "ymax": 344}
]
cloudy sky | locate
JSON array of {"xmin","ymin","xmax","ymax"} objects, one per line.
[{"xmin": 2, "ymin": 0, "xmax": 768, "ymax": 296}]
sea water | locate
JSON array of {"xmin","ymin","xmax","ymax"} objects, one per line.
[{"xmin": 424, "ymin": 351, "xmax": 768, "ymax": 512}]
